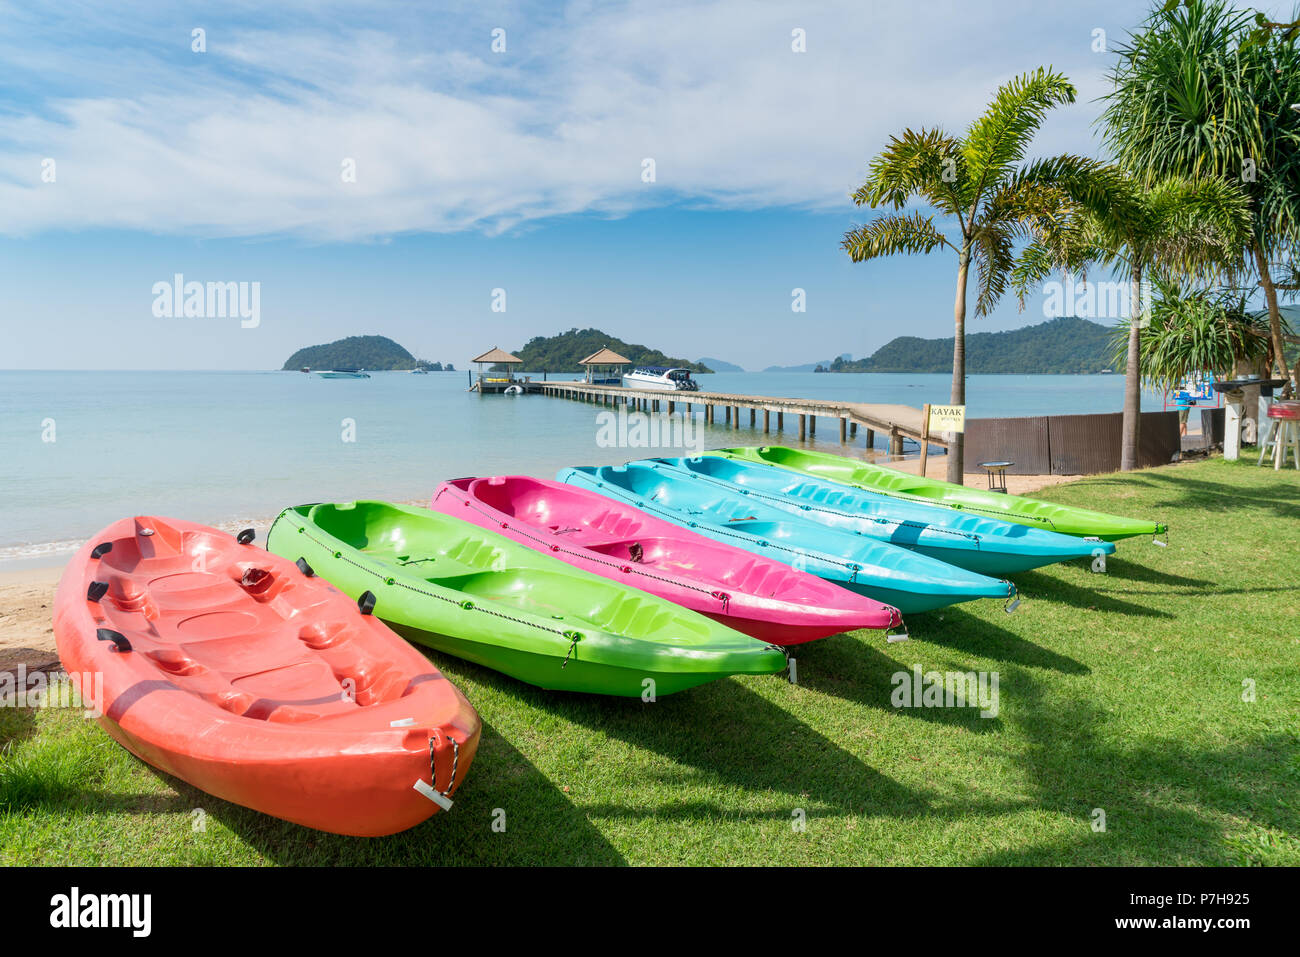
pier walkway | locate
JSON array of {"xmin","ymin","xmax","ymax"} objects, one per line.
[{"xmin": 530, "ymin": 380, "xmax": 945, "ymax": 453}]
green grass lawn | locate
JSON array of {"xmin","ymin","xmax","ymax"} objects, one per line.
[{"xmin": 2, "ymin": 457, "xmax": 1297, "ymax": 865}]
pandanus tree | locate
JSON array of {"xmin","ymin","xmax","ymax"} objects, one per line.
[
  {"xmin": 1013, "ymin": 172, "xmax": 1251, "ymax": 469},
  {"xmin": 1117, "ymin": 277, "xmax": 1278, "ymax": 393},
  {"xmin": 843, "ymin": 68, "xmax": 1109, "ymax": 483},
  {"xmin": 1100, "ymin": 0, "xmax": 1300, "ymax": 389}
]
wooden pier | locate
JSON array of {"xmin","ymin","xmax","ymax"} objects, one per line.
[{"xmin": 532, "ymin": 381, "xmax": 946, "ymax": 453}]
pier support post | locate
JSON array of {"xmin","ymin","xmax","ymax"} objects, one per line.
[
  {"xmin": 840, "ymin": 417, "xmax": 847, "ymax": 443},
  {"xmin": 749, "ymin": 408, "xmax": 755, "ymax": 427},
  {"xmin": 889, "ymin": 427, "xmax": 902, "ymax": 457},
  {"xmin": 809, "ymin": 416, "xmax": 816, "ymax": 437},
  {"xmin": 733, "ymin": 407, "xmax": 740, "ymax": 429},
  {"xmin": 667, "ymin": 400, "xmax": 674, "ymax": 415},
  {"xmin": 763, "ymin": 409, "xmax": 770, "ymax": 432},
  {"xmin": 866, "ymin": 428, "xmax": 874, "ymax": 449},
  {"xmin": 798, "ymin": 414, "xmax": 806, "ymax": 439},
  {"xmin": 850, "ymin": 422, "xmax": 857, "ymax": 438},
  {"xmin": 725, "ymin": 405, "xmax": 731, "ymax": 425},
  {"xmin": 777, "ymin": 411, "xmax": 784, "ymax": 430}
]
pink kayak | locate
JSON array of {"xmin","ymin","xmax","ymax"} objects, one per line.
[{"xmin": 430, "ymin": 475, "xmax": 900, "ymax": 645}]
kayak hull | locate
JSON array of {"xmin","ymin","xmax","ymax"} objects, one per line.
[
  {"xmin": 53, "ymin": 516, "xmax": 480, "ymax": 837},
  {"xmin": 647, "ymin": 455, "xmax": 1115, "ymax": 575},
  {"xmin": 557, "ymin": 464, "xmax": 1014, "ymax": 615},
  {"xmin": 707, "ymin": 446, "xmax": 1165, "ymax": 542},
  {"xmin": 430, "ymin": 476, "xmax": 901, "ymax": 645},
  {"xmin": 267, "ymin": 501, "xmax": 786, "ymax": 697}
]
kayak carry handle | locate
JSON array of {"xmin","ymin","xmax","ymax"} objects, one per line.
[
  {"xmin": 357, "ymin": 590, "xmax": 377, "ymax": 616},
  {"xmin": 236, "ymin": 528, "xmax": 256, "ymax": 545},
  {"xmin": 295, "ymin": 557, "xmax": 315, "ymax": 577},
  {"xmin": 96, "ymin": 628, "xmax": 132, "ymax": 652},
  {"xmin": 86, "ymin": 581, "xmax": 109, "ymax": 603},
  {"xmin": 90, "ymin": 542, "xmax": 113, "ymax": 560}
]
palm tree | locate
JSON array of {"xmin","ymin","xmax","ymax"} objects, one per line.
[
  {"xmin": 842, "ymin": 68, "xmax": 1107, "ymax": 483},
  {"xmin": 1117, "ymin": 277, "xmax": 1277, "ymax": 392},
  {"xmin": 1100, "ymin": 0, "xmax": 1300, "ymax": 388},
  {"xmin": 1014, "ymin": 171, "xmax": 1251, "ymax": 469}
]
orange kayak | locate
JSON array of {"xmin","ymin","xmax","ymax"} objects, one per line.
[{"xmin": 53, "ymin": 516, "xmax": 481, "ymax": 836}]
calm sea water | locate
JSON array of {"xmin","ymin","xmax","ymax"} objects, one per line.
[{"xmin": 0, "ymin": 369, "xmax": 1165, "ymax": 563}]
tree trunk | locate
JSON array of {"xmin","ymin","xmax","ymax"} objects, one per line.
[
  {"xmin": 1253, "ymin": 242, "xmax": 1289, "ymax": 391},
  {"xmin": 947, "ymin": 248, "xmax": 970, "ymax": 485},
  {"xmin": 1119, "ymin": 265, "xmax": 1144, "ymax": 471}
]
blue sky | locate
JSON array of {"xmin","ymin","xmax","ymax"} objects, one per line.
[{"xmin": 1, "ymin": 0, "xmax": 1292, "ymax": 370}]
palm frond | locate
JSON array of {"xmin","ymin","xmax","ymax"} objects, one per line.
[
  {"xmin": 961, "ymin": 67, "xmax": 1077, "ymax": 207},
  {"xmin": 841, "ymin": 211, "xmax": 955, "ymax": 262},
  {"xmin": 1116, "ymin": 276, "xmax": 1277, "ymax": 389},
  {"xmin": 1143, "ymin": 173, "xmax": 1253, "ymax": 277},
  {"xmin": 970, "ymin": 224, "xmax": 1015, "ymax": 316},
  {"xmin": 853, "ymin": 128, "xmax": 967, "ymax": 217}
]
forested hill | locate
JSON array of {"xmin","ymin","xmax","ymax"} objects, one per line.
[
  {"xmin": 504, "ymin": 328, "xmax": 714, "ymax": 373},
  {"xmin": 282, "ymin": 335, "xmax": 452, "ymax": 371},
  {"xmin": 829, "ymin": 318, "xmax": 1114, "ymax": 374}
]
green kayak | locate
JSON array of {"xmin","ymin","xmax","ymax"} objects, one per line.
[
  {"xmin": 706, "ymin": 447, "xmax": 1167, "ymax": 542},
  {"xmin": 266, "ymin": 501, "xmax": 787, "ymax": 697}
]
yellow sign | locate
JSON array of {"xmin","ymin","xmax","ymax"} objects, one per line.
[{"xmin": 928, "ymin": 404, "xmax": 966, "ymax": 433}]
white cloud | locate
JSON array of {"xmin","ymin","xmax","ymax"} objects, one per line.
[{"xmin": 0, "ymin": 0, "xmax": 1139, "ymax": 240}]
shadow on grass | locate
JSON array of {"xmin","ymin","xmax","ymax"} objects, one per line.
[
  {"xmin": 187, "ymin": 715, "xmax": 627, "ymax": 866},
  {"xmin": 789, "ymin": 633, "xmax": 1015, "ymax": 730},
  {"xmin": 1121, "ymin": 471, "xmax": 1300, "ymax": 521},
  {"xmin": 912, "ymin": 606, "xmax": 1091, "ymax": 674},
  {"xmin": 541, "ymin": 675, "xmax": 929, "ymax": 820},
  {"xmin": 1100, "ymin": 556, "xmax": 1213, "ymax": 588},
  {"xmin": 1014, "ymin": 570, "xmax": 1174, "ymax": 619},
  {"xmin": 972, "ymin": 673, "xmax": 1300, "ymax": 865}
]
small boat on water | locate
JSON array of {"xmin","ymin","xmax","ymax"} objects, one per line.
[
  {"xmin": 430, "ymin": 475, "xmax": 901, "ymax": 644},
  {"xmin": 266, "ymin": 500, "xmax": 787, "ymax": 696},
  {"xmin": 623, "ymin": 366, "xmax": 699, "ymax": 391},
  {"xmin": 557, "ymin": 462, "xmax": 1015, "ymax": 614},
  {"xmin": 317, "ymin": 369, "xmax": 370, "ymax": 379},
  {"xmin": 708, "ymin": 446, "xmax": 1166, "ymax": 542}
]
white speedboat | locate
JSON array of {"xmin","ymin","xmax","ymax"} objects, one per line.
[
  {"xmin": 316, "ymin": 369, "xmax": 371, "ymax": 379},
  {"xmin": 622, "ymin": 366, "xmax": 699, "ymax": 391}
]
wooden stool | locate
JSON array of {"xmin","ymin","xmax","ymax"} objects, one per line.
[
  {"xmin": 977, "ymin": 460, "xmax": 1013, "ymax": 493},
  {"xmin": 1258, "ymin": 402, "xmax": 1300, "ymax": 470}
]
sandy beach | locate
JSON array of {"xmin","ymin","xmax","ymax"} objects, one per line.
[{"xmin": 0, "ymin": 472, "xmax": 1075, "ymax": 675}]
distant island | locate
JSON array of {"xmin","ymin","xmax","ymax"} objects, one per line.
[
  {"xmin": 499, "ymin": 328, "xmax": 714, "ymax": 373},
  {"xmin": 821, "ymin": 318, "xmax": 1115, "ymax": 374},
  {"xmin": 282, "ymin": 335, "xmax": 454, "ymax": 372},
  {"xmin": 765, "ymin": 353, "xmax": 850, "ymax": 373},
  {"xmin": 697, "ymin": 357, "xmax": 745, "ymax": 372}
]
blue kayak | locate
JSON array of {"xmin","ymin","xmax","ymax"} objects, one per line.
[
  {"xmin": 558, "ymin": 463, "xmax": 1016, "ymax": 615},
  {"xmin": 641, "ymin": 455, "xmax": 1115, "ymax": 575}
]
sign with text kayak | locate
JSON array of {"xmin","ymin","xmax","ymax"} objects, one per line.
[{"xmin": 928, "ymin": 404, "xmax": 966, "ymax": 433}]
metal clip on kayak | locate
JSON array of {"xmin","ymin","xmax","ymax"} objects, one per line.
[
  {"xmin": 886, "ymin": 618, "xmax": 909, "ymax": 643},
  {"xmin": 413, "ymin": 733, "xmax": 460, "ymax": 812},
  {"xmin": 295, "ymin": 557, "xmax": 315, "ymax": 577},
  {"xmin": 237, "ymin": 528, "xmax": 256, "ymax": 545},
  {"xmin": 357, "ymin": 590, "xmax": 377, "ymax": 616},
  {"xmin": 1003, "ymin": 584, "xmax": 1021, "ymax": 615}
]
